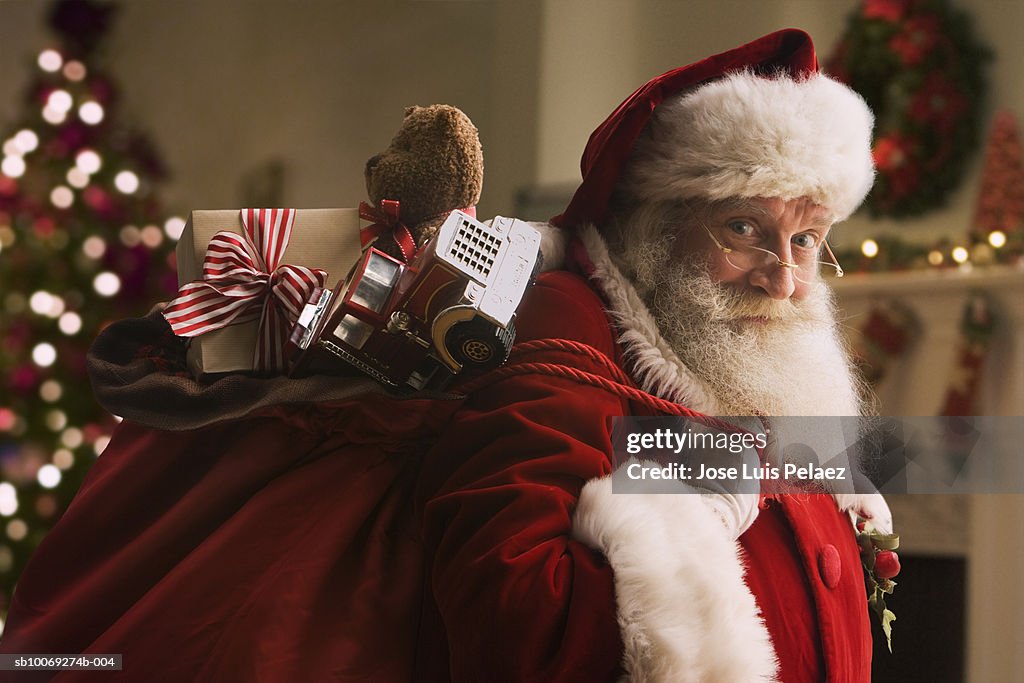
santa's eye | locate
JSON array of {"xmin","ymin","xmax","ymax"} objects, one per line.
[
  {"xmin": 793, "ymin": 233, "xmax": 819, "ymax": 249},
  {"xmin": 726, "ymin": 220, "xmax": 756, "ymax": 238}
]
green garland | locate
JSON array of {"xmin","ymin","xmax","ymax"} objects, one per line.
[
  {"xmin": 833, "ymin": 230, "xmax": 1024, "ymax": 274},
  {"xmin": 827, "ymin": 0, "xmax": 990, "ymax": 218}
]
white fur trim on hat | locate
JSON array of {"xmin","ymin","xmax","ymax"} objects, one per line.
[{"xmin": 621, "ymin": 71, "xmax": 875, "ymax": 222}]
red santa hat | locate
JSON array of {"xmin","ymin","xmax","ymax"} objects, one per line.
[{"xmin": 551, "ymin": 28, "xmax": 875, "ymax": 228}]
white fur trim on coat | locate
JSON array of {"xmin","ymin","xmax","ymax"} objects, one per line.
[
  {"xmin": 619, "ymin": 71, "xmax": 875, "ymax": 222},
  {"xmin": 573, "ymin": 471, "xmax": 778, "ymax": 683},
  {"xmin": 527, "ymin": 220, "xmax": 567, "ymax": 274},
  {"xmin": 834, "ymin": 492, "xmax": 893, "ymax": 534}
]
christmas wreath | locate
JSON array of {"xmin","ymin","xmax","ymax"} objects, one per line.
[{"xmin": 827, "ymin": 0, "xmax": 990, "ymax": 218}]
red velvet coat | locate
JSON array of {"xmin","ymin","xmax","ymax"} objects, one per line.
[{"xmin": 0, "ymin": 264, "xmax": 875, "ymax": 681}]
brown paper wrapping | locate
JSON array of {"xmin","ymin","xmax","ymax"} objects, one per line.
[{"xmin": 175, "ymin": 208, "xmax": 361, "ymax": 376}]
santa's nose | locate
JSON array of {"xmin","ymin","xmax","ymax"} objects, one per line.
[{"xmin": 748, "ymin": 262, "xmax": 797, "ymax": 300}]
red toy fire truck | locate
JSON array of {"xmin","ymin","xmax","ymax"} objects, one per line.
[{"xmin": 289, "ymin": 210, "xmax": 542, "ymax": 390}]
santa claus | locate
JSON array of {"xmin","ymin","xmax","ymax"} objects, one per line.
[
  {"xmin": 0, "ymin": 28, "xmax": 895, "ymax": 683},
  {"xmin": 417, "ymin": 28, "xmax": 894, "ymax": 682}
]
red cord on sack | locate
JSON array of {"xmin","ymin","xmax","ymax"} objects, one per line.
[
  {"xmin": 508, "ymin": 338, "xmax": 634, "ymax": 386},
  {"xmin": 460, "ymin": 337, "xmax": 765, "ymax": 443},
  {"xmin": 461, "ymin": 337, "xmax": 711, "ymax": 417}
]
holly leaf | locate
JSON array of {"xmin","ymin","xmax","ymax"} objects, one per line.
[
  {"xmin": 871, "ymin": 532, "xmax": 900, "ymax": 550},
  {"xmin": 881, "ymin": 608, "xmax": 897, "ymax": 653},
  {"xmin": 868, "ymin": 589, "xmax": 882, "ymax": 616}
]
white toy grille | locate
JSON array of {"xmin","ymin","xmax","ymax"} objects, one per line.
[{"xmin": 447, "ymin": 216, "xmax": 503, "ymax": 280}]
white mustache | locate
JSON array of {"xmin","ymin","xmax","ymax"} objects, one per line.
[
  {"xmin": 712, "ymin": 288, "xmax": 799, "ymax": 322},
  {"xmin": 654, "ymin": 260, "xmax": 822, "ymax": 326}
]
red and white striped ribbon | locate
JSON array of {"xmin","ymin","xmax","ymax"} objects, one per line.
[{"xmin": 163, "ymin": 208, "xmax": 328, "ymax": 373}]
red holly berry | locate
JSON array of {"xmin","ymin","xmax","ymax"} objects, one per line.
[{"xmin": 875, "ymin": 550, "xmax": 901, "ymax": 579}]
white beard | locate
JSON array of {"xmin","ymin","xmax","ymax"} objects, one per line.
[{"xmin": 619, "ymin": 237, "xmax": 865, "ymax": 418}]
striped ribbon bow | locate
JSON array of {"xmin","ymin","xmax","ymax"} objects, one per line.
[
  {"xmin": 162, "ymin": 208, "xmax": 328, "ymax": 373},
  {"xmin": 358, "ymin": 199, "xmax": 417, "ymax": 262}
]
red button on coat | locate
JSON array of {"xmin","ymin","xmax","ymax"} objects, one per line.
[{"xmin": 818, "ymin": 544, "xmax": 842, "ymax": 588}]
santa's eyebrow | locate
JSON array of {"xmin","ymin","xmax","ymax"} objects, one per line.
[
  {"xmin": 717, "ymin": 198, "xmax": 773, "ymax": 218},
  {"xmin": 709, "ymin": 198, "xmax": 833, "ymax": 230}
]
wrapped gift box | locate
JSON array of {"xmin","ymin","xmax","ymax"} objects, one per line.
[{"xmin": 173, "ymin": 208, "xmax": 361, "ymax": 377}]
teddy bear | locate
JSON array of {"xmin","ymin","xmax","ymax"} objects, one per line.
[{"xmin": 364, "ymin": 104, "xmax": 484, "ymax": 260}]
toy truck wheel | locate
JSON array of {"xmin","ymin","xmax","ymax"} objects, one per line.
[{"xmin": 444, "ymin": 317, "xmax": 515, "ymax": 370}]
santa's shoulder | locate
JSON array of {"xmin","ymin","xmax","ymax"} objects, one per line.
[{"xmin": 515, "ymin": 269, "xmax": 617, "ymax": 360}]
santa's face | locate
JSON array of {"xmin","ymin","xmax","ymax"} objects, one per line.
[
  {"xmin": 617, "ymin": 196, "xmax": 863, "ymax": 417},
  {"xmin": 671, "ymin": 197, "xmax": 835, "ymax": 303}
]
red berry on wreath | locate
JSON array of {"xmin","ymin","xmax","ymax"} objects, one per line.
[{"xmin": 875, "ymin": 550, "xmax": 901, "ymax": 579}]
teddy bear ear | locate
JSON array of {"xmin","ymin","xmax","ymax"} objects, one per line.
[{"xmin": 404, "ymin": 105, "xmax": 420, "ymax": 118}]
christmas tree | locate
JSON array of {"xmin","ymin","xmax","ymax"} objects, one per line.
[
  {"xmin": 0, "ymin": 0, "xmax": 180, "ymax": 631},
  {"xmin": 971, "ymin": 109, "xmax": 1024, "ymax": 250}
]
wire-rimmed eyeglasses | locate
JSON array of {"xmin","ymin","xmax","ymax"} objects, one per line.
[{"xmin": 699, "ymin": 221, "xmax": 845, "ymax": 284}]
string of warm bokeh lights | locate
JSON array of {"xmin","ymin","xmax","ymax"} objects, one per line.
[{"xmin": 852, "ymin": 228, "xmax": 1015, "ymax": 271}]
